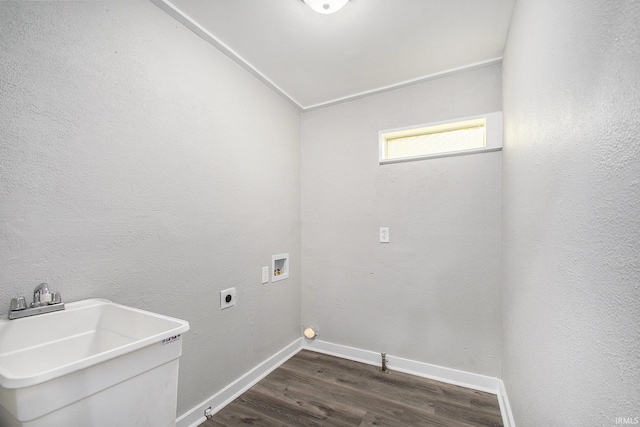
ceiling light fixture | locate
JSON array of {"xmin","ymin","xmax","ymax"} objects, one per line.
[{"xmin": 303, "ymin": 0, "xmax": 349, "ymax": 14}]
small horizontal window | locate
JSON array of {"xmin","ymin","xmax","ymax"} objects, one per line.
[{"xmin": 379, "ymin": 112, "xmax": 502, "ymax": 164}]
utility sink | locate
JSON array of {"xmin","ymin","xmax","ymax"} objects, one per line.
[{"xmin": 0, "ymin": 299, "xmax": 189, "ymax": 427}]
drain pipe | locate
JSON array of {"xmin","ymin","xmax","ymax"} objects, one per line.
[
  {"xmin": 204, "ymin": 407, "xmax": 213, "ymax": 420},
  {"xmin": 380, "ymin": 352, "xmax": 390, "ymax": 374}
]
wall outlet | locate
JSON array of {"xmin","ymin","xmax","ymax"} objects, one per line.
[
  {"xmin": 262, "ymin": 266, "xmax": 269, "ymax": 284},
  {"xmin": 380, "ymin": 227, "xmax": 389, "ymax": 243},
  {"xmin": 220, "ymin": 287, "xmax": 236, "ymax": 310}
]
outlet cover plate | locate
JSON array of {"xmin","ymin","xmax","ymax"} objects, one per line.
[
  {"xmin": 380, "ymin": 227, "xmax": 389, "ymax": 243},
  {"xmin": 220, "ymin": 287, "xmax": 236, "ymax": 310}
]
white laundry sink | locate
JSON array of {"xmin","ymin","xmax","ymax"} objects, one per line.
[{"xmin": 0, "ymin": 299, "xmax": 189, "ymax": 427}]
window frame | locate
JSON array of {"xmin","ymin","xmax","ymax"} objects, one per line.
[{"xmin": 378, "ymin": 112, "xmax": 503, "ymax": 165}]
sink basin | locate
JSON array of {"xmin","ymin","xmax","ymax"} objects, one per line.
[{"xmin": 0, "ymin": 299, "xmax": 189, "ymax": 427}]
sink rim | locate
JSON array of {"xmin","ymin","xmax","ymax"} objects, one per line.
[{"xmin": 0, "ymin": 299, "xmax": 189, "ymax": 389}]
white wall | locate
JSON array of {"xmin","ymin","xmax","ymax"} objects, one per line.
[
  {"xmin": 502, "ymin": 0, "xmax": 640, "ymax": 424},
  {"xmin": 7, "ymin": 1, "xmax": 638, "ymax": 424},
  {"xmin": 301, "ymin": 64, "xmax": 503, "ymax": 377},
  {"xmin": 0, "ymin": 1, "xmax": 301, "ymax": 416}
]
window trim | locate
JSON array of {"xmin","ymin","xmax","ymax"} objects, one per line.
[{"xmin": 378, "ymin": 112, "xmax": 503, "ymax": 165}]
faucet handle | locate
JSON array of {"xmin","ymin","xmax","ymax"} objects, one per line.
[
  {"xmin": 51, "ymin": 292, "xmax": 62, "ymax": 304},
  {"xmin": 10, "ymin": 296, "xmax": 27, "ymax": 311}
]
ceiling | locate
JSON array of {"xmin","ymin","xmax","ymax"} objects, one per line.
[{"xmin": 152, "ymin": 0, "xmax": 515, "ymax": 110}]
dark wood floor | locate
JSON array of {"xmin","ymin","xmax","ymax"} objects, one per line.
[{"xmin": 203, "ymin": 350, "xmax": 504, "ymax": 427}]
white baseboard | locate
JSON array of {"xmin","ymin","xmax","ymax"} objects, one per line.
[
  {"xmin": 175, "ymin": 338, "xmax": 302, "ymax": 427},
  {"xmin": 498, "ymin": 379, "xmax": 516, "ymax": 427},
  {"xmin": 302, "ymin": 339, "xmax": 500, "ymax": 394},
  {"xmin": 175, "ymin": 338, "xmax": 514, "ymax": 427}
]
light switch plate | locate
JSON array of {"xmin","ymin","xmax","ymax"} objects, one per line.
[
  {"xmin": 262, "ymin": 266, "xmax": 269, "ymax": 284},
  {"xmin": 380, "ymin": 227, "xmax": 389, "ymax": 243}
]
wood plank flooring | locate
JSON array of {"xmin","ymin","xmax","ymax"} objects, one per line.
[{"xmin": 203, "ymin": 350, "xmax": 504, "ymax": 427}]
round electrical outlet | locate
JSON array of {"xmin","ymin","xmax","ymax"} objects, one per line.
[{"xmin": 220, "ymin": 287, "xmax": 236, "ymax": 310}]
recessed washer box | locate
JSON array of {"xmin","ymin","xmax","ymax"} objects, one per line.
[{"xmin": 271, "ymin": 253, "xmax": 289, "ymax": 282}]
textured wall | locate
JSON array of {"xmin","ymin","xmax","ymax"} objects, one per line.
[
  {"xmin": 502, "ymin": 0, "xmax": 640, "ymax": 424},
  {"xmin": 0, "ymin": 1, "xmax": 301, "ymax": 416},
  {"xmin": 301, "ymin": 65, "xmax": 503, "ymax": 376}
]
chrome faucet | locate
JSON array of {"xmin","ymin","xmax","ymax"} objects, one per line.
[
  {"xmin": 9, "ymin": 283, "xmax": 65, "ymax": 320},
  {"xmin": 33, "ymin": 282, "xmax": 51, "ymax": 307}
]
